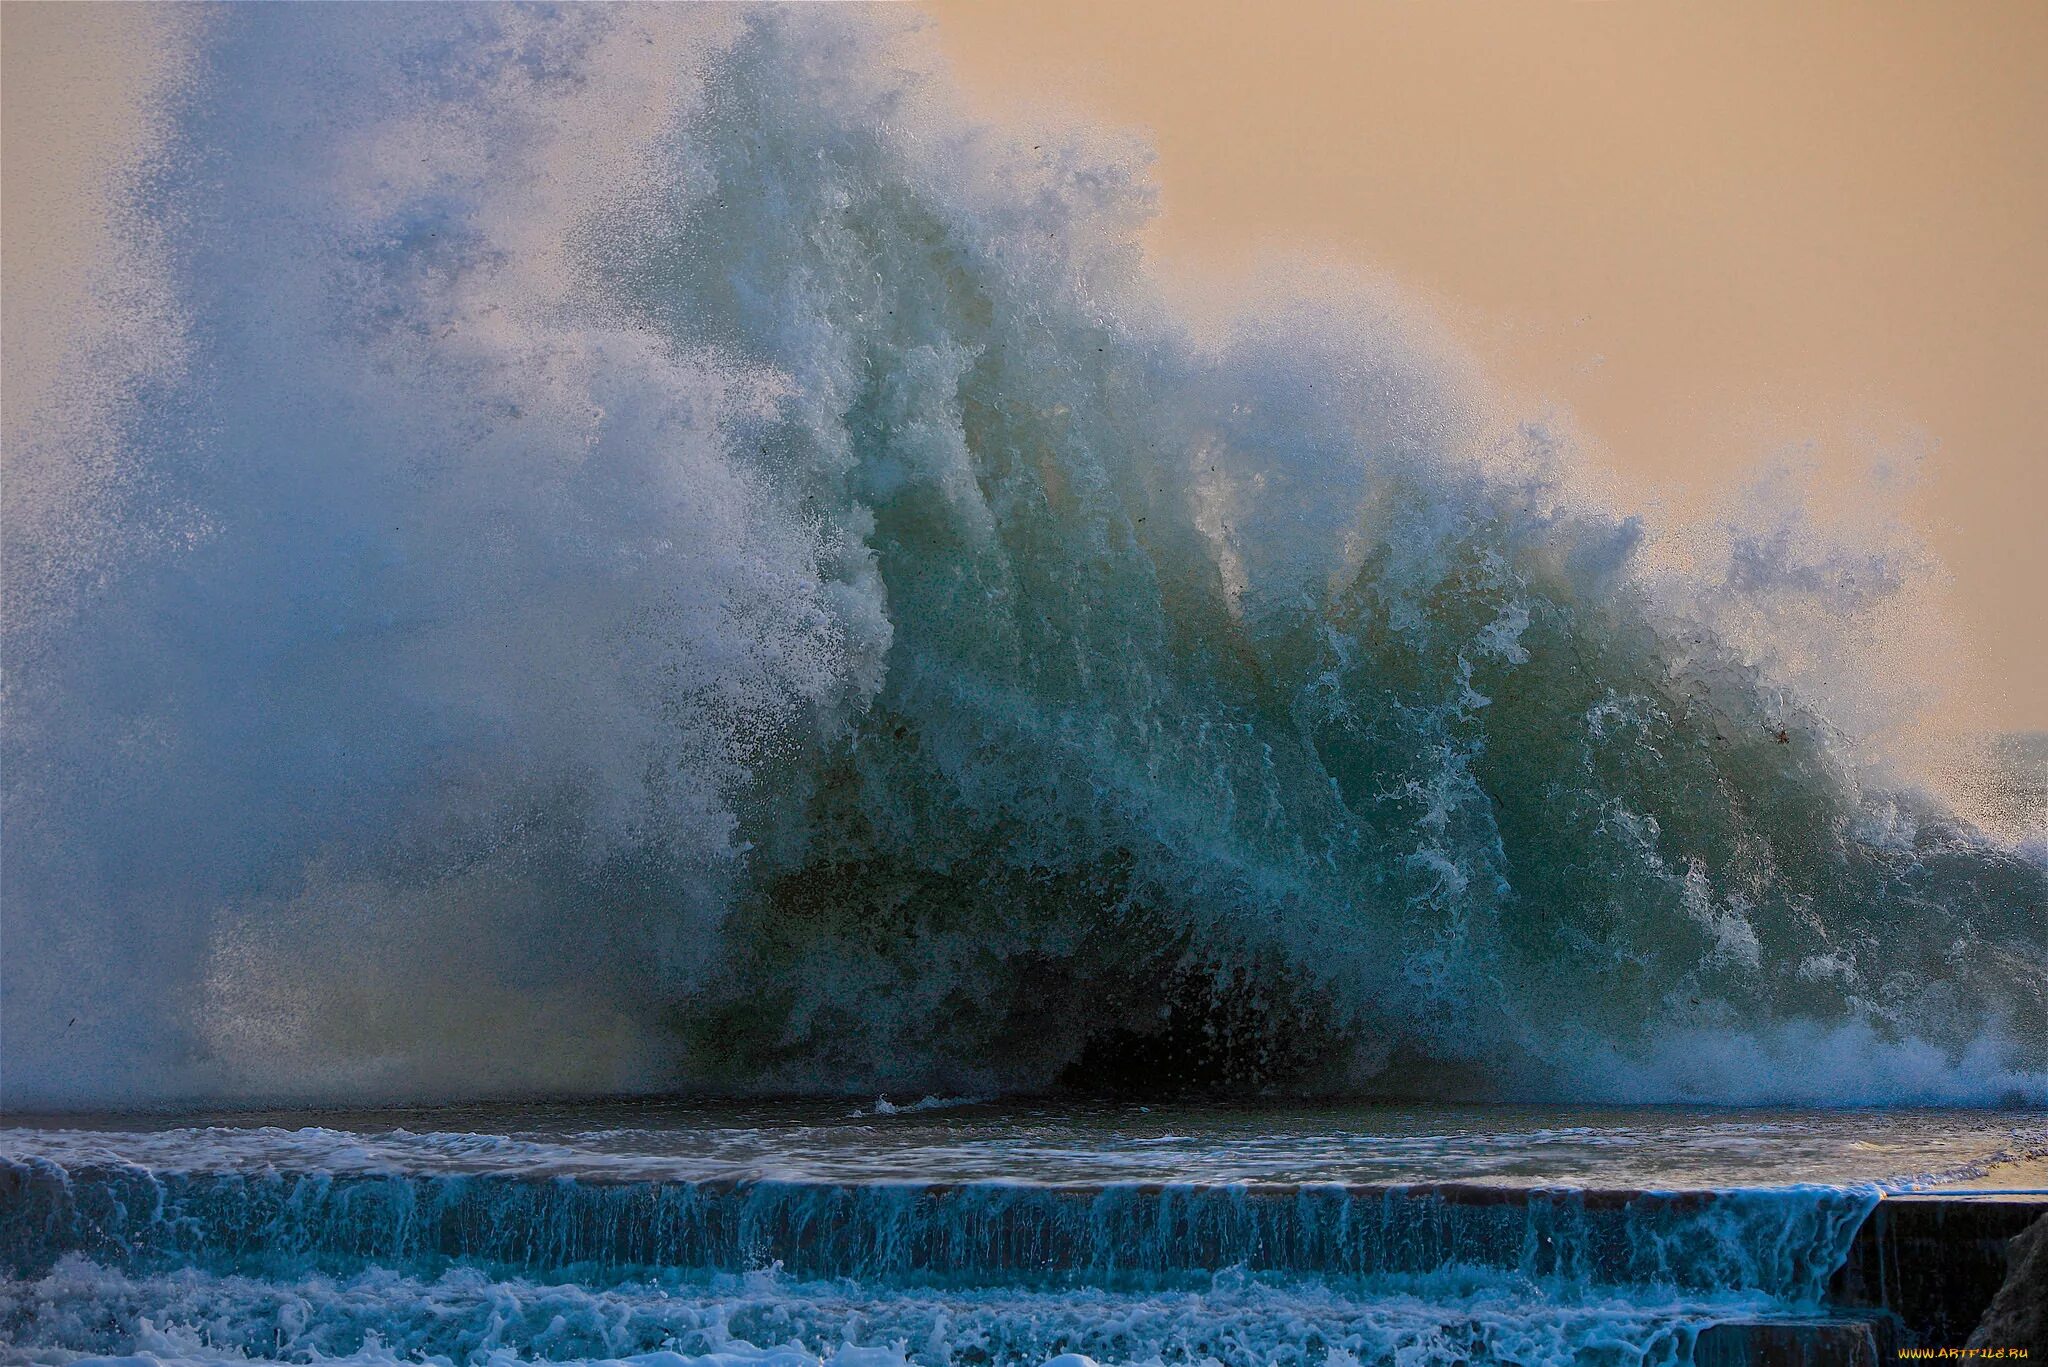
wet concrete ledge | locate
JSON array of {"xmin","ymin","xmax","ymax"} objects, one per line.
[
  {"xmin": 1529, "ymin": 1192, "xmax": 2047, "ymax": 1366},
  {"xmin": 1828, "ymin": 1195, "xmax": 2048, "ymax": 1355},
  {"xmin": 1695, "ymin": 1318, "xmax": 1887, "ymax": 1367}
]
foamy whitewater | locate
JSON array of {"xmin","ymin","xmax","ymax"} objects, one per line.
[
  {"xmin": 4, "ymin": 6, "xmax": 2045, "ymax": 1109},
  {"xmin": 5, "ymin": 1102, "xmax": 2045, "ymax": 1366}
]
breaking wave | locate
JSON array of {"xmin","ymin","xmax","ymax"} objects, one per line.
[{"xmin": 4, "ymin": 5, "xmax": 2043, "ymax": 1108}]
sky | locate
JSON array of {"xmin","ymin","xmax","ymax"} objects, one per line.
[
  {"xmin": 925, "ymin": 0, "xmax": 2048, "ymax": 734},
  {"xmin": 6, "ymin": 1, "xmax": 2045, "ymax": 732}
]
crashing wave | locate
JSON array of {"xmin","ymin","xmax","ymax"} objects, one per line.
[{"xmin": 3, "ymin": 6, "xmax": 2042, "ymax": 1107}]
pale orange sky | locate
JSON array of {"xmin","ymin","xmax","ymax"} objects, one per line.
[
  {"xmin": 926, "ymin": 0, "xmax": 2048, "ymax": 733},
  {"xmin": 6, "ymin": 3, "xmax": 2045, "ymax": 731}
]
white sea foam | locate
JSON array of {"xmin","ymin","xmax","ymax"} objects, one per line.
[{"xmin": 0, "ymin": 1257, "xmax": 1801, "ymax": 1367}]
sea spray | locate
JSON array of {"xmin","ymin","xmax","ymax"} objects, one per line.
[{"xmin": 2, "ymin": 6, "xmax": 2043, "ymax": 1108}]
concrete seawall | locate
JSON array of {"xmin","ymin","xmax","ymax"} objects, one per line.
[
  {"xmin": 1686, "ymin": 1193, "xmax": 2048, "ymax": 1367},
  {"xmin": 1498, "ymin": 1189, "xmax": 2048, "ymax": 1365},
  {"xmin": 1830, "ymin": 1195, "xmax": 2048, "ymax": 1350},
  {"xmin": 1566, "ymin": 1191, "xmax": 2047, "ymax": 1364}
]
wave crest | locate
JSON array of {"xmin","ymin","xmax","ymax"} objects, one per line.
[{"xmin": 3, "ymin": 7, "xmax": 2042, "ymax": 1107}]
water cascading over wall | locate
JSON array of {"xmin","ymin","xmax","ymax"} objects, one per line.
[{"xmin": 0, "ymin": 1157, "xmax": 1877, "ymax": 1304}]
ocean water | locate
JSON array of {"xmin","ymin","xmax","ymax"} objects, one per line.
[
  {"xmin": 10, "ymin": 1101, "xmax": 2046, "ymax": 1189},
  {"xmin": 5, "ymin": 1103, "xmax": 2044, "ymax": 1366}
]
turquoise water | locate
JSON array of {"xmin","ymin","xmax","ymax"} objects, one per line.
[{"xmin": 4, "ymin": 1104, "xmax": 2042, "ymax": 1365}]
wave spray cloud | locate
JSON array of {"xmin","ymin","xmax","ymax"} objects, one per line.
[{"xmin": 4, "ymin": 6, "xmax": 2044, "ymax": 1111}]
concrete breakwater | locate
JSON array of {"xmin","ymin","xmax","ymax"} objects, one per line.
[
  {"xmin": 1830, "ymin": 1195, "xmax": 2048, "ymax": 1359},
  {"xmin": 1681, "ymin": 1194, "xmax": 2048, "ymax": 1366}
]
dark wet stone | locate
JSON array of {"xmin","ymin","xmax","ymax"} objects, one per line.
[
  {"xmin": 1966, "ymin": 1211, "xmax": 2048, "ymax": 1357},
  {"xmin": 1694, "ymin": 1319, "xmax": 1883, "ymax": 1367},
  {"xmin": 1831, "ymin": 1197, "xmax": 2048, "ymax": 1350}
]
